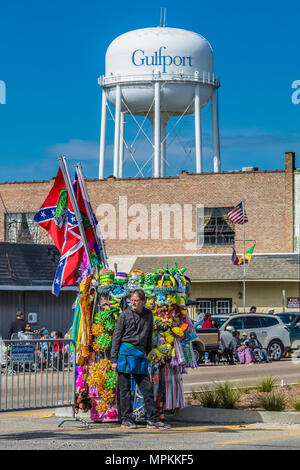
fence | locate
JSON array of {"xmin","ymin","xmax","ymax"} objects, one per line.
[{"xmin": 0, "ymin": 334, "xmax": 89, "ymax": 428}]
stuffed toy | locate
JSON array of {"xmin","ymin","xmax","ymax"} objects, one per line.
[
  {"xmin": 75, "ymin": 388, "xmax": 92, "ymax": 414},
  {"xmin": 147, "ymin": 348, "xmax": 164, "ymax": 364}
]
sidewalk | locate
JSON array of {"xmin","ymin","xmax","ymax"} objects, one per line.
[{"xmin": 1, "ymin": 408, "xmax": 300, "ymax": 450}]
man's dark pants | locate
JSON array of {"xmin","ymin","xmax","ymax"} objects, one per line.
[{"xmin": 118, "ymin": 372, "xmax": 158, "ymax": 422}]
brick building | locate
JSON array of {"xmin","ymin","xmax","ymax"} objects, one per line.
[{"xmin": 0, "ymin": 151, "xmax": 299, "ymax": 315}]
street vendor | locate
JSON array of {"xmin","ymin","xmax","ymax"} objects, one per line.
[{"xmin": 111, "ymin": 289, "xmax": 170, "ymax": 429}]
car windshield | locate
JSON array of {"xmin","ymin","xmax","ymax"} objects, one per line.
[
  {"xmin": 212, "ymin": 317, "xmax": 229, "ymax": 328},
  {"xmin": 277, "ymin": 314, "xmax": 298, "ymax": 326}
]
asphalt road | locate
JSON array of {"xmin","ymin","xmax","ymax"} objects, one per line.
[
  {"xmin": 0, "ymin": 409, "xmax": 300, "ymax": 451},
  {"xmin": 183, "ymin": 358, "xmax": 300, "ymax": 392},
  {"xmin": 1, "ymin": 358, "xmax": 300, "ymax": 451}
]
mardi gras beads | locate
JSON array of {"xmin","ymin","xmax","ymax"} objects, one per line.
[
  {"xmin": 92, "ymin": 323, "xmax": 104, "ymax": 337},
  {"xmin": 96, "ymin": 388, "xmax": 116, "ymax": 414},
  {"xmin": 104, "ymin": 370, "xmax": 118, "ymax": 391},
  {"xmin": 99, "ymin": 358, "xmax": 112, "ymax": 371},
  {"xmin": 86, "ymin": 363, "xmax": 106, "ymax": 389}
]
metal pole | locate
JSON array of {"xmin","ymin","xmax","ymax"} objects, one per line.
[
  {"xmin": 59, "ymin": 156, "xmax": 93, "ymax": 271},
  {"xmin": 282, "ymin": 290, "xmax": 286, "ymax": 313},
  {"xmin": 118, "ymin": 112, "xmax": 125, "ymax": 178},
  {"xmin": 76, "ymin": 163, "xmax": 108, "ymax": 268},
  {"xmin": 153, "ymin": 80, "xmax": 161, "ymax": 178},
  {"xmin": 242, "ymin": 199, "xmax": 246, "ymax": 313},
  {"xmin": 113, "ymin": 84, "xmax": 121, "ymax": 178},
  {"xmin": 99, "ymin": 89, "xmax": 107, "ymax": 180},
  {"xmin": 211, "ymin": 87, "xmax": 221, "ymax": 172},
  {"xmin": 160, "ymin": 114, "xmax": 167, "ymax": 177},
  {"xmin": 195, "ymin": 83, "xmax": 203, "ymax": 173}
]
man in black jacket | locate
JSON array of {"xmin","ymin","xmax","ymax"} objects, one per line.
[
  {"xmin": 8, "ymin": 311, "xmax": 26, "ymax": 338},
  {"xmin": 111, "ymin": 289, "xmax": 170, "ymax": 429}
]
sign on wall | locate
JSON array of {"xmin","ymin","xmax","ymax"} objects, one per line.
[{"xmin": 287, "ymin": 297, "xmax": 300, "ymax": 308}]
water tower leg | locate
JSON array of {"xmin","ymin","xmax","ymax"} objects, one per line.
[
  {"xmin": 113, "ymin": 85, "xmax": 122, "ymax": 178},
  {"xmin": 160, "ymin": 115, "xmax": 168, "ymax": 177},
  {"xmin": 211, "ymin": 88, "xmax": 221, "ymax": 172},
  {"xmin": 99, "ymin": 90, "xmax": 107, "ymax": 180},
  {"xmin": 153, "ymin": 81, "xmax": 161, "ymax": 178},
  {"xmin": 194, "ymin": 84, "xmax": 203, "ymax": 173},
  {"xmin": 118, "ymin": 112, "xmax": 125, "ymax": 178}
]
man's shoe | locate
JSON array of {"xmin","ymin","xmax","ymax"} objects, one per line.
[
  {"xmin": 121, "ymin": 419, "xmax": 137, "ymax": 429},
  {"xmin": 147, "ymin": 420, "xmax": 171, "ymax": 429}
]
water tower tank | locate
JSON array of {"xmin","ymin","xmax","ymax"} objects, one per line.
[
  {"xmin": 98, "ymin": 26, "xmax": 221, "ymax": 178},
  {"xmin": 105, "ymin": 27, "xmax": 214, "ymax": 114}
]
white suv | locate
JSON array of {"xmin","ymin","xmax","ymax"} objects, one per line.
[{"xmin": 212, "ymin": 314, "xmax": 291, "ymax": 361}]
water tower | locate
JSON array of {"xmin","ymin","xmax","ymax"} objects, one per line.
[{"xmin": 98, "ymin": 26, "xmax": 221, "ymax": 179}]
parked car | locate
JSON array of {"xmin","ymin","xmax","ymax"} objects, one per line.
[
  {"xmin": 211, "ymin": 313, "xmax": 291, "ymax": 361},
  {"xmin": 275, "ymin": 312, "xmax": 300, "ymax": 351},
  {"xmin": 192, "ymin": 322, "xmax": 220, "ymax": 364}
]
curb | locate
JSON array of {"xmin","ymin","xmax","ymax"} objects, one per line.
[
  {"xmin": 55, "ymin": 406, "xmax": 300, "ymax": 425},
  {"xmin": 166, "ymin": 406, "xmax": 300, "ymax": 425}
]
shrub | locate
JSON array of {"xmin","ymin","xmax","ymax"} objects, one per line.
[
  {"xmin": 257, "ymin": 392, "xmax": 286, "ymax": 411},
  {"xmin": 215, "ymin": 380, "xmax": 242, "ymax": 409},
  {"xmin": 191, "ymin": 388, "xmax": 199, "ymax": 400},
  {"xmin": 257, "ymin": 376, "xmax": 277, "ymax": 393},
  {"xmin": 237, "ymin": 386, "xmax": 253, "ymax": 395},
  {"xmin": 292, "ymin": 400, "xmax": 300, "ymax": 411},
  {"xmin": 200, "ymin": 389, "xmax": 221, "ymax": 408}
]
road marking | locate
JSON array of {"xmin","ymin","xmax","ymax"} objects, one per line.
[{"xmin": 218, "ymin": 432, "xmax": 300, "ymax": 446}]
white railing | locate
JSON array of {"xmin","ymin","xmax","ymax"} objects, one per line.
[{"xmin": 99, "ymin": 72, "xmax": 220, "ymax": 88}]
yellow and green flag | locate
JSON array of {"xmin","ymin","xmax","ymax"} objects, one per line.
[{"xmin": 238, "ymin": 243, "xmax": 256, "ymax": 265}]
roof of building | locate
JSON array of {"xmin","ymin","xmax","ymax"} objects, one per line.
[
  {"xmin": 131, "ymin": 254, "xmax": 300, "ymax": 281},
  {"xmin": 0, "ymin": 242, "xmax": 66, "ymax": 289}
]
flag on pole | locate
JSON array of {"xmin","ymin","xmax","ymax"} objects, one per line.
[
  {"xmin": 238, "ymin": 243, "xmax": 256, "ymax": 265},
  {"xmin": 231, "ymin": 246, "xmax": 240, "ymax": 265},
  {"xmin": 52, "ymin": 240, "xmax": 84, "ymax": 296},
  {"xmin": 34, "ymin": 165, "xmax": 87, "ymax": 296},
  {"xmin": 75, "ymin": 164, "xmax": 108, "ymax": 268},
  {"xmin": 53, "ymin": 165, "xmax": 107, "ymax": 296},
  {"xmin": 227, "ymin": 202, "xmax": 248, "ymax": 224},
  {"xmin": 34, "ymin": 168, "xmax": 71, "ymax": 252}
]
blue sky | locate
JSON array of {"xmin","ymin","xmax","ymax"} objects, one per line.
[{"xmin": 0, "ymin": 0, "xmax": 299, "ymax": 181}]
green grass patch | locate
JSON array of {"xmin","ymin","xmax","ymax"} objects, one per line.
[
  {"xmin": 292, "ymin": 400, "xmax": 300, "ymax": 411},
  {"xmin": 257, "ymin": 392, "xmax": 286, "ymax": 411},
  {"xmin": 257, "ymin": 376, "xmax": 277, "ymax": 393}
]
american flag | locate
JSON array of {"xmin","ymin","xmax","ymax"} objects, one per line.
[
  {"xmin": 231, "ymin": 246, "xmax": 240, "ymax": 265},
  {"xmin": 227, "ymin": 201, "xmax": 248, "ymax": 224}
]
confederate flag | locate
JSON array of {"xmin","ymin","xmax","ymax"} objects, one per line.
[{"xmin": 34, "ymin": 167, "xmax": 84, "ymax": 296}]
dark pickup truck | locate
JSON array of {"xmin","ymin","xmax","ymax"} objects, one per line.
[{"xmin": 192, "ymin": 327, "xmax": 220, "ymax": 364}]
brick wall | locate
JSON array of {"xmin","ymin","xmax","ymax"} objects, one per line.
[{"xmin": 0, "ymin": 152, "xmax": 296, "ymax": 255}]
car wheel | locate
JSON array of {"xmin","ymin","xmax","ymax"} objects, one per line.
[
  {"xmin": 268, "ymin": 340, "xmax": 283, "ymax": 361},
  {"xmin": 193, "ymin": 344, "xmax": 204, "ymax": 365}
]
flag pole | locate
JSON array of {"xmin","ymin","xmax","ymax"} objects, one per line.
[
  {"xmin": 58, "ymin": 155, "xmax": 93, "ymax": 272},
  {"xmin": 242, "ymin": 198, "xmax": 246, "ymax": 313},
  {"xmin": 75, "ymin": 163, "xmax": 108, "ymax": 268}
]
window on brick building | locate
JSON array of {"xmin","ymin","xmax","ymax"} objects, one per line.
[
  {"xmin": 197, "ymin": 207, "xmax": 235, "ymax": 246},
  {"xmin": 5, "ymin": 213, "xmax": 39, "ymax": 243}
]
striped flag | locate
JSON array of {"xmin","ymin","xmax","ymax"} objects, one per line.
[
  {"xmin": 227, "ymin": 201, "xmax": 248, "ymax": 224},
  {"xmin": 231, "ymin": 246, "xmax": 240, "ymax": 265}
]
